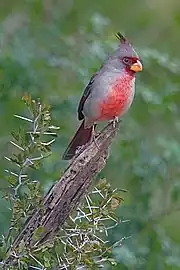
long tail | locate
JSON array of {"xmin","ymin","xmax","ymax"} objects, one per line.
[{"xmin": 62, "ymin": 120, "xmax": 93, "ymax": 160}]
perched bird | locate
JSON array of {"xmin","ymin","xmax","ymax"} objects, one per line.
[{"xmin": 62, "ymin": 32, "xmax": 142, "ymax": 160}]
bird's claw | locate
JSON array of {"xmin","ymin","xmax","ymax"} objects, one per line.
[
  {"xmin": 91, "ymin": 125, "xmax": 99, "ymax": 149},
  {"xmin": 112, "ymin": 116, "xmax": 119, "ymax": 128},
  {"xmin": 75, "ymin": 145, "xmax": 87, "ymax": 156}
]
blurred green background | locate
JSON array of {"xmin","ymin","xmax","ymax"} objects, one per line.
[{"xmin": 0, "ymin": 0, "xmax": 180, "ymax": 269}]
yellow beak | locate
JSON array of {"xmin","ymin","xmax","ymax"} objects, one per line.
[{"xmin": 130, "ymin": 60, "xmax": 143, "ymax": 72}]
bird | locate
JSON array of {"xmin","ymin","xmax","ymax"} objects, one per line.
[{"xmin": 62, "ymin": 32, "xmax": 143, "ymax": 160}]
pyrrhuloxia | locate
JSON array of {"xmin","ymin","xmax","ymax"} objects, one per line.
[{"xmin": 62, "ymin": 33, "xmax": 142, "ymax": 160}]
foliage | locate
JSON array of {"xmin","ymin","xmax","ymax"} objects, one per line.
[
  {"xmin": 0, "ymin": 95, "xmax": 59, "ymax": 267},
  {"xmin": 29, "ymin": 180, "xmax": 126, "ymax": 270}
]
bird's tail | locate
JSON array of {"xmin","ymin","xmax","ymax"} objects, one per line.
[{"xmin": 62, "ymin": 120, "xmax": 93, "ymax": 160}]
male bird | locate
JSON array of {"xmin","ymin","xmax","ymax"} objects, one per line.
[{"xmin": 62, "ymin": 32, "xmax": 142, "ymax": 160}]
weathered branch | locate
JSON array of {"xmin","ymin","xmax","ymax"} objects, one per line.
[{"xmin": 4, "ymin": 122, "xmax": 119, "ymax": 267}]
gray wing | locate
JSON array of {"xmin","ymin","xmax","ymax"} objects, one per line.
[{"xmin": 77, "ymin": 74, "xmax": 97, "ymax": 120}]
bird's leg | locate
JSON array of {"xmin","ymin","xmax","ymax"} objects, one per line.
[
  {"xmin": 91, "ymin": 124, "xmax": 99, "ymax": 149},
  {"xmin": 112, "ymin": 116, "xmax": 119, "ymax": 128}
]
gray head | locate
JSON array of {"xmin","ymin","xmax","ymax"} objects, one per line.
[{"xmin": 104, "ymin": 32, "xmax": 143, "ymax": 75}]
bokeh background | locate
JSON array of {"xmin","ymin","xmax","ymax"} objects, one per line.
[{"xmin": 0, "ymin": 0, "xmax": 180, "ymax": 269}]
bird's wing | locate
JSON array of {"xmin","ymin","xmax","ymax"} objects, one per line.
[{"xmin": 78, "ymin": 74, "xmax": 97, "ymax": 120}]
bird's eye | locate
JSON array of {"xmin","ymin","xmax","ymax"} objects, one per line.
[{"xmin": 123, "ymin": 57, "xmax": 130, "ymax": 64}]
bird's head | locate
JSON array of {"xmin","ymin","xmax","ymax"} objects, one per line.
[{"xmin": 106, "ymin": 32, "xmax": 143, "ymax": 76}]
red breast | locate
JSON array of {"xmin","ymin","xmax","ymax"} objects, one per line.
[{"xmin": 97, "ymin": 74, "xmax": 135, "ymax": 121}]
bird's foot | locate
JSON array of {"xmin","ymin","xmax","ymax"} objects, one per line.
[
  {"xmin": 90, "ymin": 125, "xmax": 99, "ymax": 149},
  {"xmin": 75, "ymin": 144, "xmax": 87, "ymax": 156},
  {"xmin": 111, "ymin": 116, "xmax": 119, "ymax": 128}
]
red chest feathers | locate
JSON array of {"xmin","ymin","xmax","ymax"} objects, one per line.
[{"xmin": 98, "ymin": 76, "xmax": 134, "ymax": 120}]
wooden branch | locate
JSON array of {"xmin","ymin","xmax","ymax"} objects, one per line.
[{"xmin": 4, "ymin": 122, "xmax": 119, "ymax": 267}]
